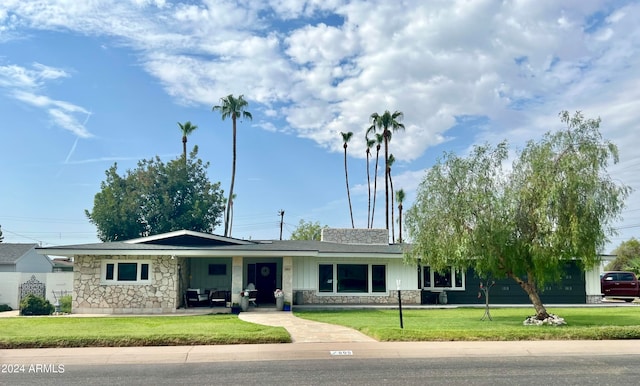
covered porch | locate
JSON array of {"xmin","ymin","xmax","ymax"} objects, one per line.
[{"xmin": 179, "ymin": 255, "xmax": 293, "ymax": 310}]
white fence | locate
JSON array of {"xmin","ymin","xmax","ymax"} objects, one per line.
[{"xmin": 0, "ymin": 272, "xmax": 73, "ymax": 310}]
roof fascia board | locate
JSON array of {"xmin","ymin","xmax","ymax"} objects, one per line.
[
  {"xmin": 124, "ymin": 230, "xmax": 254, "ymax": 245},
  {"xmin": 35, "ymin": 249, "xmax": 319, "ymax": 257}
]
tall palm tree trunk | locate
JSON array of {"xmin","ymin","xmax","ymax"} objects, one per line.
[
  {"xmin": 371, "ymin": 146, "xmax": 380, "ymax": 228},
  {"xmin": 366, "ymin": 150, "xmax": 371, "ymax": 228},
  {"xmin": 384, "ymin": 132, "xmax": 390, "ymax": 231},
  {"xmin": 398, "ymin": 202, "xmax": 403, "ymax": 243},
  {"xmin": 225, "ymin": 115, "xmax": 237, "ymax": 237},
  {"xmin": 388, "ymin": 164, "xmax": 395, "ymax": 243},
  {"xmin": 343, "ymin": 142, "xmax": 355, "ymax": 228},
  {"xmin": 182, "ymin": 136, "xmax": 188, "ymax": 163}
]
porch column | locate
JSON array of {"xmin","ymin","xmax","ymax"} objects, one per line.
[
  {"xmin": 231, "ymin": 256, "xmax": 243, "ymax": 305},
  {"xmin": 282, "ymin": 256, "xmax": 293, "ymax": 304}
]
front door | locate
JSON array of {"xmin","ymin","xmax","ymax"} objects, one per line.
[{"xmin": 255, "ymin": 263, "xmax": 277, "ymax": 304}]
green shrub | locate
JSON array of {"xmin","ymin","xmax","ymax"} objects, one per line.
[
  {"xmin": 59, "ymin": 295, "xmax": 72, "ymax": 313},
  {"xmin": 0, "ymin": 304, "xmax": 12, "ymax": 312},
  {"xmin": 20, "ymin": 294, "xmax": 54, "ymax": 316}
]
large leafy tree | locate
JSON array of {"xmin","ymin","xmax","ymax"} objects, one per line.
[
  {"xmin": 86, "ymin": 148, "xmax": 225, "ymax": 241},
  {"xmin": 341, "ymin": 131, "xmax": 355, "ymax": 228},
  {"xmin": 213, "ymin": 94, "xmax": 252, "ymax": 237},
  {"xmin": 290, "ymin": 219, "xmax": 328, "ymax": 241},
  {"xmin": 0, "ymin": 224, "xmax": 4, "ymax": 242},
  {"xmin": 368, "ymin": 110, "xmax": 404, "ymax": 230},
  {"xmin": 177, "ymin": 121, "xmax": 198, "ymax": 163},
  {"xmin": 405, "ymin": 111, "xmax": 630, "ymax": 320},
  {"xmin": 606, "ymin": 238, "xmax": 640, "ymax": 274}
]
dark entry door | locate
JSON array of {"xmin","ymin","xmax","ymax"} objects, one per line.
[{"xmin": 255, "ymin": 263, "xmax": 277, "ymax": 304}]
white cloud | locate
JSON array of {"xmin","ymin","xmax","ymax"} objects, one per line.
[
  {"xmin": 2, "ymin": 62, "xmax": 92, "ymax": 138},
  {"xmin": 2, "ymin": 0, "xmax": 639, "ymax": 246}
]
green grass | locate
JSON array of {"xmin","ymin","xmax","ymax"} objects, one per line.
[
  {"xmin": 294, "ymin": 307, "xmax": 640, "ymax": 341},
  {"xmin": 2, "ymin": 307, "xmax": 639, "ymax": 349},
  {"xmin": 0, "ymin": 314, "xmax": 290, "ymax": 349}
]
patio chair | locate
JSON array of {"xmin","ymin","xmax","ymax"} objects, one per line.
[
  {"xmin": 186, "ymin": 288, "xmax": 208, "ymax": 307},
  {"xmin": 246, "ymin": 283, "xmax": 258, "ymax": 307}
]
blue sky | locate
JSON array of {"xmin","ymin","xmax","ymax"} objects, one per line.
[{"xmin": 1, "ymin": 0, "xmax": 639, "ymax": 252}]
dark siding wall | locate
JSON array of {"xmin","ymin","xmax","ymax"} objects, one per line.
[{"xmin": 422, "ymin": 262, "xmax": 586, "ymax": 305}]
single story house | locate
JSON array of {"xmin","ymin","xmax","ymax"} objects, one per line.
[
  {"xmin": 0, "ymin": 243, "xmax": 54, "ymax": 273},
  {"xmin": 36, "ymin": 228, "xmax": 602, "ymax": 314}
]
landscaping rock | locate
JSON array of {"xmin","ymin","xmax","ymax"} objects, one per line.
[{"xmin": 523, "ymin": 313, "xmax": 566, "ymax": 326}]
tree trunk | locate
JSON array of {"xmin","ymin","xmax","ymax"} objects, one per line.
[
  {"xmin": 182, "ymin": 136, "xmax": 188, "ymax": 163},
  {"xmin": 225, "ymin": 115, "xmax": 237, "ymax": 237},
  {"xmin": 371, "ymin": 146, "xmax": 380, "ymax": 228},
  {"xmin": 398, "ymin": 203, "xmax": 403, "ymax": 243},
  {"xmin": 384, "ymin": 131, "xmax": 389, "ymax": 231},
  {"xmin": 344, "ymin": 144, "xmax": 355, "ymax": 228},
  {"xmin": 508, "ymin": 272, "xmax": 550, "ymax": 319},
  {"xmin": 366, "ymin": 150, "xmax": 371, "ymax": 228},
  {"xmin": 389, "ymin": 165, "xmax": 395, "ymax": 243}
]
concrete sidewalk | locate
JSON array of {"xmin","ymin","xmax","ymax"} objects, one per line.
[
  {"xmin": 238, "ymin": 309, "xmax": 375, "ymax": 343},
  {"xmin": 3, "ymin": 340, "xmax": 639, "ymax": 366}
]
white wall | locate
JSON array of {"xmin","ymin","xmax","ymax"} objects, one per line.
[
  {"xmin": 0, "ymin": 272, "xmax": 73, "ymax": 310},
  {"xmin": 292, "ymin": 256, "xmax": 417, "ymax": 292}
]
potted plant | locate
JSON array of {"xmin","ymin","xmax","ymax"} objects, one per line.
[
  {"xmin": 274, "ymin": 289, "xmax": 284, "ymax": 311},
  {"xmin": 283, "ymin": 301, "xmax": 291, "ymax": 311},
  {"xmin": 231, "ymin": 303, "xmax": 241, "ymax": 315},
  {"xmin": 239, "ymin": 291, "xmax": 250, "ymax": 311}
]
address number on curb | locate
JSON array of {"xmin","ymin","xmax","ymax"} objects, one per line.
[{"xmin": 330, "ymin": 350, "xmax": 353, "ymax": 356}]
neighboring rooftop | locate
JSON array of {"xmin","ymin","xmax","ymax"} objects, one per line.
[{"xmin": 0, "ymin": 243, "xmax": 39, "ymax": 264}]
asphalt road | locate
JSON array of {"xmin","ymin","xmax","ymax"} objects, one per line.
[{"xmin": 2, "ymin": 355, "xmax": 639, "ymax": 386}]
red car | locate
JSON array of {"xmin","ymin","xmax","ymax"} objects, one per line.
[{"xmin": 601, "ymin": 271, "xmax": 640, "ymax": 302}]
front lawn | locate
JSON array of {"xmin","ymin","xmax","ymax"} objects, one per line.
[
  {"xmin": 0, "ymin": 314, "xmax": 291, "ymax": 349},
  {"xmin": 294, "ymin": 307, "xmax": 640, "ymax": 341}
]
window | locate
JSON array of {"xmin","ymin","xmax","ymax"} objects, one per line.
[
  {"xmin": 338, "ymin": 264, "xmax": 368, "ymax": 293},
  {"xmin": 372, "ymin": 265, "xmax": 386, "ymax": 293},
  {"xmin": 102, "ymin": 260, "xmax": 151, "ymax": 284},
  {"xmin": 208, "ymin": 264, "xmax": 227, "ymax": 275},
  {"xmin": 422, "ymin": 266, "xmax": 465, "ymax": 290},
  {"xmin": 319, "ymin": 264, "xmax": 333, "ymax": 292},
  {"xmin": 318, "ymin": 264, "xmax": 387, "ymax": 294}
]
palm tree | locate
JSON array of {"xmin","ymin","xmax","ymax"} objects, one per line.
[
  {"xmin": 341, "ymin": 131, "xmax": 355, "ymax": 228},
  {"xmin": 177, "ymin": 121, "xmax": 198, "ymax": 164},
  {"xmin": 370, "ymin": 133, "xmax": 384, "ymax": 228},
  {"xmin": 367, "ymin": 110, "xmax": 404, "ymax": 231},
  {"xmin": 228, "ymin": 193, "xmax": 237, "ymax": 237},
  {"xmin": 396, "ymin": 189, "xmax": 405, "ymax": 243},
  {"xmin": 213, "ymin": 94, "xmax": 252, "ymax": 237},
  {"xmin": 388, "ymin": 154, "xmax": 396, "ymax": 243},
  {"xmin": 365, "ymin": 136, "xmax": 376, "ymax": 228}
]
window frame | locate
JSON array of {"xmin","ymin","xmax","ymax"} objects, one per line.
[
  {"xmin": 422, "ymin": 266, "xmax": 465, "ymax": 291},
  {"xmin": 101, "ymin": 260, "xmax": 152, "ymax": 284},
  {"xmin": 317, "ymin": 263, "xmax": 387, "ymax": 295}
]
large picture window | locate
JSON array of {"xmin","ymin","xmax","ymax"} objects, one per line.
[
  {"xmin": 318, "ymin": 264, "xmax": 386, "ymax": 294},
  {"xmin": 102, "ymin": 260, "xmax": 151, "ymax": 284},
  {"xmin": 422, "ymin": 266, "xmax": 465, "ymax": 290},
  {"xmin": 338, "ymin": 264, "xmax": 368, "ymax": 293}
]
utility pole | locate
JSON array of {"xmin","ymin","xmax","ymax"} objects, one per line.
[{"xmin": 278, "ymin": 210, "xmax": 285, "ymax": 240}]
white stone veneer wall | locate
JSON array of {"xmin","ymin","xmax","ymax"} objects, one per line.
[
  {"xmin": 321, "ymin": 228, "xmax": 389, "ymax": 244},
  {"xmin": 300, "ymin": 290, "xmax": 420, "ymax": 305},
  {"xmin": 73, "ymin": 255, "xmax": 178, "ymax": 314}
]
